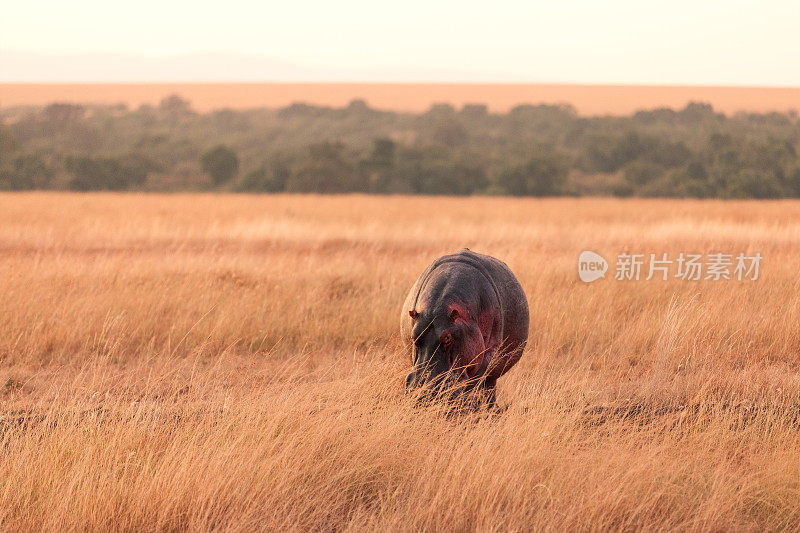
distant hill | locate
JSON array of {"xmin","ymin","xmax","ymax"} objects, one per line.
[{"xmin": 1, "ymin": 82, "xmax": 800, "ymax": 116}]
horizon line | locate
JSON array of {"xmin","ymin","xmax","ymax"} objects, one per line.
[
  {"xmin": 3, "ymin": 83, "xmax": 800, "ymax": 116},
  {"xmin": 3, "ymin": 82, "xmax": 800, "ymax": 89}
]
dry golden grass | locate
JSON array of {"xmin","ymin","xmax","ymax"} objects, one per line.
[{"xmin": 2, "ymin": 193, "xmax": 800, "ymax": 531}]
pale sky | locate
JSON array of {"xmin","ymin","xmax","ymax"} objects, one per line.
[{"xmin": 1, "ymin": 0, "xmax": 798, "ymax": 84}]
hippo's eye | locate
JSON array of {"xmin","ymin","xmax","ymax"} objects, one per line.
[{"xmin": 440, "ymin": 332, "xmax": 453, "ymax": 349}]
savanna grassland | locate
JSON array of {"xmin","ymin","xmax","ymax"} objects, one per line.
[{"xmin": 2, "ymin": 193, "xmax": 800, "ymax": 531}]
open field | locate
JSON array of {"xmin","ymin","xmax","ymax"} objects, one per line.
[
  {"xmin": 2, "ymin": 193, "xmax": 800, "ymax": 530},
  {"xmin": 2, "ymin": 83, "xmax": 800, "ymax": 115}
]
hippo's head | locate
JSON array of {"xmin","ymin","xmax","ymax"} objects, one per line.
[{"xmin": 404, "ymin": 306, "xmax": 488, "ymax": 399}]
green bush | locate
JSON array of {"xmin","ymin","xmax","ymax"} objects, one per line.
[
  {"xmin": 201, "ymin": 145, "xmax": 239, "ymax": 186},
  {"xmin": 3, "ymin": 99, "xmax": 800, "ymax": 198}
]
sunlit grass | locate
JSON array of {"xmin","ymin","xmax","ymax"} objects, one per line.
[{"xmin": 1, "ymin": 193, "xmax": 800, "ymax": 530}]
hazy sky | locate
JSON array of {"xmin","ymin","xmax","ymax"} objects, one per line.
[{"xmin": 2, "ymin": 0, "xmax": 798, "ymax": 84}]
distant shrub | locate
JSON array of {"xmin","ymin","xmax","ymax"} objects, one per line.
[
  {"xmin": 495, "ymin": 152, "xmax": 568, "ymax": 196},
  {"xmin": 201, "ymin": 145, "xmax": 239, "ymax": 186},
  {"xmin": 4, "ymin": 98, "xmax": 800, "ymax": 198},
  {"xmin": 66, "ymin": 154, "xmax": 150, "ymax": 191},
  {"xmin": 235, "ymin": 162, "xmax": 290, "ymax": 193},
  {"xmin": 0, "ymin": 154, "xmax": 53, "ymax": 190}
]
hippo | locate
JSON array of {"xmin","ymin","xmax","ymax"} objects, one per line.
[{"xmin": 401, "ymin": 249, "xmax": 529, "ymax": 405}]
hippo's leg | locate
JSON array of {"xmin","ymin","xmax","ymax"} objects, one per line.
[
  {"xmin": 465, "ymin": 378, "xmax": 496, "ymax": 410},
  {"xmin": 484, "ymin": 386, "xmax": 496, "ymax": 409},
  {"xmin": 483, "ymin": 376, "xmax": 497, "ymax": 406}
]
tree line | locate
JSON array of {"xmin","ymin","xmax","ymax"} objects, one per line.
[{"xmin": 2, "ymin": 95, "xmax": 800, "ymax": 198}]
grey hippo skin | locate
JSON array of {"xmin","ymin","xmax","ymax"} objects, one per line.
[{"xmin": 401, "ymin": 249, "xmax": 529, "ymax": 405}]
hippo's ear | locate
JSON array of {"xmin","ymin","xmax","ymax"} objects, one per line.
[
  {"xmin": 449, "ymin": 305, "xmax": 471, "ymax": 323},
  {"xmin": 409, "ymin": 310, "xmax": 419, "ymax": 320}
]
